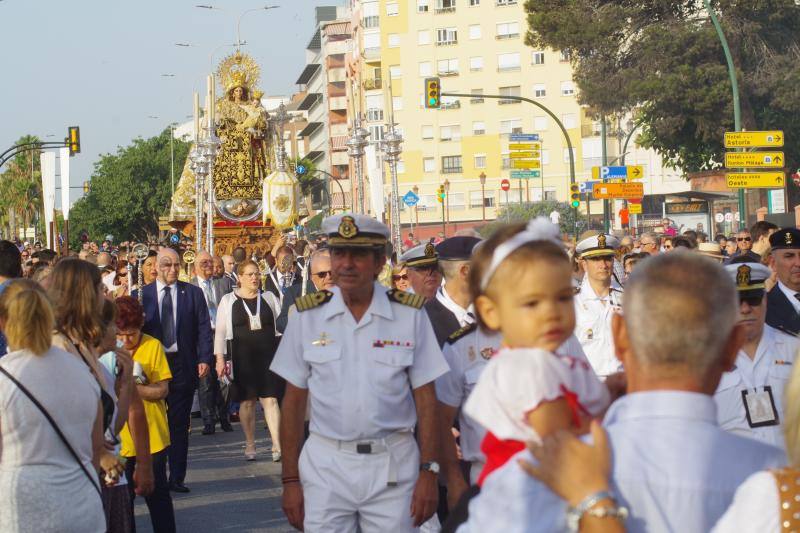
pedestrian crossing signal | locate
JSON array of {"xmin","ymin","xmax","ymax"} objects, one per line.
[
  {"xmin": 424, "ymin": 77, "xmax": 441, "ymax": 109},
  {"xmin": 67, "ymin": 126, "xmax": 80, "ymax": 156},
  {"xmin": 570, "ymin": 183, "xmax": 580, "ymax": 208}
]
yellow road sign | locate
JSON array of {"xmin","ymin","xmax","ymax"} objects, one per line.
[
  {"xmin": 510, "ymin": 151, "xmax": 541, "ymax": 159},
  {"xmin": 590, "ymin": 165, "xmax": 645, "ymax": 180},
  {"xmin": 628, "ymin": 203, "xmax": 642, "ymax": 214},
  {"xmin": 724, "ymin": 152, "xmax": 785, "ymax": 168},
  {"xmin": 512, "ymin": 159, "xmax": 541, "ymax": 169},
  {"xmin": 726, "ymin": 172, "xmax": 785, "ymax": 189},
  {"xmin": 627, "ymin": 165, "xmax": 644, "ymax": 180},
  {"xmin": 509, "ymin": 142, "xmax": 542, "ymax": 150},
  {"xmin": 591, "ymin": 182, "xmax": 644, "ymax": 199},
  {"xmin": 724, "ymin": 131, "xmax": 784, "ymax": 148}
]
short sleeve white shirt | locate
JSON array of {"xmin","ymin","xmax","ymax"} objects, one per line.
[
  {"xmin": 574, "ymin": 276, "xmax": 623, "ymax": 377},
  {"xmin": 270, "ymin": 282, "xmax": 450, "ymax": 440},
  {"xmin": 712, "ymin": 470, "xmax": 780, "ymax": 533}
]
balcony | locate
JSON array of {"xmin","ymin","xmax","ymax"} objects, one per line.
[
  {"xmin": 496, "ymin": 33, "xmax": 519, "ymax": 40},
  {"xmin": 435, "ymin": 6, "xmax": 456, "ymax": 14},
  {"xmin": 498, "ymin": 98, "xmax": 521, "ymax": 105},
  {"xmin": 327, "ymin": 81, "xmax": 346, "ymax": 98},
  {"xmin": 363, "ymin": 47, "xmax": 381, "ymax": 62},
  {"xmin": 363, "ymin": 78, "xmax": 382, "ymax": 90},
  {"xmin": 441, "ymin": 166, "xmax": 463, "ymax": 174},
  {"xmin": 440, "ymin": 100, "xmax": 461, "ymax": 110},
  {"xmin": 497, "ymin": 66, "xmax": 521, "ymax": 73},
  {"xmin": 437, "ymin": 69, "xmax": 459, "ymax": 77},
  {"xmin": 329, "ymin": 96, "xmax": 347, "ymax": 111},
  {"xmin": 470, "ymin": 97, "xmax": 484, "ymax": 104},
  {"xmin": 326, "ymin": 54, "xmax": 345, "ymax": 70},
  {"xmin": 435, "ymin": 40, "xmax": 458, "ymax": 46}
]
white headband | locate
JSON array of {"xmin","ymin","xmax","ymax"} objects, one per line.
[{"xmin": 480, "ymin": 217, "xmax": 563, "ymax": 290}]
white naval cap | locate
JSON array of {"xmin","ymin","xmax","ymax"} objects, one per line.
[
  {"xmin": 576, "ymin": 233, "xmax": 619, "ymax": 259},
  {"xmin": 399, "ymin": 242, "xmax": 438, "ymax": 268},
  {"xmin": 321, "ymin": 213, "xmax": 390, "ymax": 248},
  {"xmin": 724, "ymin": 261, "xmax": 771, "ymax": 293}
]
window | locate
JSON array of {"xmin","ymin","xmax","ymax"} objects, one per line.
[
  {"xmin": 560, "ymin": 81, "xmax": 575, "ymax": 96},
  {"xmin": 363, "ymin": 15, "xmax": 380, "ymax": 28},
  {"xmin": 436, "ymin": 27, "xmax": 458, "ymax": 45},
  {"xmin": 441, "ymin": 95, "xmax": 460, "ymax": 109},
  {"xmin": 470, "ymin": 88, "xmax": 484, "ymax": 104},
  {"xmin": 369, "ymin": 125, "xmax": 385, "ymax": 141},
  {"xmin": 469, "ymin": 56, "xmax": 484, "ymax": 71},
  {"xmin": 501, "ymin": 151, "xmax": 511, "ymax": 169},
  {"xmin": 392, "ymin": 96, "xmax": 403, "ymax": 110},
  {"xmin": 560, "ymin": 50, "xmax": 571, "ymax": 62},
  {"xmin": 386, "ymin": 2, "xmax": 399, "ymax": 16},
  {"xmin": 497, "ymin": 52, "xmax": 520, "ymax": 72},
  {"xmin": 563, "ymin": 148, "xmax": 576, "ymax": 163},
  {"xmin": 470, "ymin": 0, "xmax": 481, "ymax": 5},
  {"xmin": 442, "ymin": 155, "xmax": 463, "ymax": 173},
  {"xmin": 364, "ymin": 32, "xmax": 380, "ymax": 51},
  {"xmin": 418, "ymin": 30, "xmax": 431, "ymax": 45},
  {"xmin": 532, "ymin": 51, "xmax": 545, "ymax": 65},
  {"xmin": 474, "ymin": 154, "xmax": 487, "ymax": 168},
  {"xmin": 470, "ymin": 190, "xmax": 495, "ymax": 208},
  {"xmin": 417, "ymin": 0, "xmax": 429, "ymax": 12},
  {"xmin": 473, "ymin": 121, "xmax": 486, "ymax": 134},
  {"xmin": 440, "ymin": 124, "xmax": 461, "ymax": 141},
  {"xmin": 498, "ymin": 85, "xmax": 521, "ymax": 104},
  {"xmin": 418, "ymin": 61, "xmax": 433, "ymax": 76},
  {"xmin": 423, "ymin": 157, "xmax": 436, "ymax": 172},
  {"xmin": 544, "ymin": 189, "xmax": 557, "ymax": 201},
  {"xmin": 437, "ymin": 58, "xmax": 459, "ymax": 75},
  {"xmin": 448, "ymin": 192, "xmax": 466, "ymax": 210},
  {"xmin": 469, "ymin": 24, "xmax": 482, "ymax": 39},
  {"xmin": 389, "ymin": 65, "xmax": 402, "ymax": 78},
  {"xmin": 534, "ymin": 116, "xmax": 548, "ymax": 130},
  {"xmin": 436, "ymin": 0, "xmax": 456, "ymax": 12},
  {"xmin": 562, "ymin": 113, "xmax": 577, "ymax": 129},
  {"xmin": 499, "ymin": 118, "xmax": 522, "ymax": 134},
  {"xmin": 422, "ymin": 125, "xmax": 434, "ymax": 139},
  {"xmin": 533, "ymin": 83, "xmax": 546, "ymax": 98},
  {"xmin": 496, "ymin": 21, "xmax": 519, "ymax": 39},
  {"xmin": 496, "ymin": 0, "xmax": 517, "ymax": 5},
  {"xmin": 388, "ymin": 33, "xmax": 400, "ymax": 47},
  {"xmin": 366, "ymin": 108, "xmax": 384, "ymax": 122}
]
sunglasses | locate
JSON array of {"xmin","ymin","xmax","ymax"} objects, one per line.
[
  {"xmin": 737, "ymin": 237, "xmax": 752, "ymax": 242},
  {"xmin": 117, "ymin": 272, "xmax": 127, "ymax": 278},
  {"xmin": 313, "ymin": 271, "xmax": 332, "ymax": 279},
  {"xmin": 392, "ymin": 274, "xmax": 409, "ymax": 281},
  {"xmin": 739, "ymin": 294, "xmax": 763, "ymax": 306}
]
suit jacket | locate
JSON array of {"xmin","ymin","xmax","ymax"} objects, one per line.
[
  {"xmin": 424, "ymin": 297, "xmax": 462, "ymax": 348},
  {"xmin": 263, "ymin": 269, "xmax": 302, "ymax": 299},
  {"xmin": 276, "ymin": 280, "xmax": 317, "ymax": 333},
  {"xmin": 189, "ymin": 275, "xmax": 234, "ymax": 306},
  {"xmin": 138, "ymin": 280, "xmax": 214, "ymax": 390},
  {"xmin": 766, "ymin": 285, "xmax": 800, "ymax": 337}
]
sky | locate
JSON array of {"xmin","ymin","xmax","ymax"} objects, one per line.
[{"xmin": 0, "ymin": 0, "xmax": 344, "ymax": 204}]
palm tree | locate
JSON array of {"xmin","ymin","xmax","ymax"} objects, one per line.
[{"xmin": 287, "ymin": 156, "xmax": 325, "ymax": 215}]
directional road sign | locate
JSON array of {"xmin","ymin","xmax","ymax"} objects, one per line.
[
  {"xmin": 500, "ymin": 179, "xmax": 511, "ymax": 191},
  {"xmin": 402, "ymin": 190, "xmax": 419, "ymax": 206},
  {"xmin": 510, "ymin": 133, "xmax": 540, "ymax": 142},
  {"xmin": 512, "ymin": 159, "xmax": 541, "ymax": 169},
  {"xmin": 724, "ymin": 131, "xmax": 784, "ymax": 148},
  {"xmin": 510, "ymin": 151, "xmax": 541, "ymax": 159},
  {"xmin": 627, "ymin": 165, "xmax": 644, "ymax": 180},
  {"xmin": 579, "ymin": 181, "xmax": 599, "ymax": 194},
  {"xmin": 591, "ymin": 182, "xmax": 644, "ymax": 199},
  {"xmin": 628, "ymin": 203, "xmax": 643, "ymax": 214},
  {"xmin": 511, "ymin": 170, "xmax": 541, "ymax": 179},
  {"xmin": 509, "ymin": 142, "xmax": 542, "ymax": 151},
  {"xmin": 726, "ymin": 172, "xmax": 786, "ymax": 189},
  {"xmin": 591, "ymin": 165, "xmax": 645, "ymax": 180},
  {"xmin": 725, "ymin": 152, "xmax": 785, "ymax": 168}
]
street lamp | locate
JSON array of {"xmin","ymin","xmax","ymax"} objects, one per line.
[
  {"xmin": 346, "ymin": 115, "xmax": 370, "ymax": 213},
  {"xmin": 188, "ymin": 146, "xmax": 207, "ymax": 251},
  {"xmin": 236, "ymin": 6, "xmax": 279, "ymax": 49},
  {"xmin": 198, "ymin": 124, "xmax": 221, "ymax": 253},
  {"xmin": 412, "ymin": 185, "xmax": 420, "ymax": 228},
  {"xmin": 479, "ymin": 172, "xmax": 487, "ymax": 221},
  {"xmin": 381, "ymin": 124, "xmax": 404, "ymax": 252}
]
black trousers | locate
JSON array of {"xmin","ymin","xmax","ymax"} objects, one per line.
[
  {"xmin": 166, "ymin": 387, "xmax": 193, "ymax": 484},
  {"xmin": 125, "ymin": 448, "xmax": 176, "ymax": 533},
  {"xmin": 197, "ymin": 365, "xmax": 229, "ymax": 426}
]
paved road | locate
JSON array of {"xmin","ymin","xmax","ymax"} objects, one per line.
[{"xmin": 134, "ymin": 417, "xmax": 293, "ymax": 533}]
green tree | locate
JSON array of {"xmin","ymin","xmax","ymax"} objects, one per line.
[
  {"xmin": 524, "ymin": 0, "xmax": 800, "ymax": 173},
  {"xmin": 480, "ymin": 201, "xmax": 581, "ymax": 237},
  {"xmin": 0, "ymin": 134, "xmax": 42, "ymax": 240},
  {"xmin": 287, "ymin": 156, "xmax": 326, "ymax": 214},
  {"xmin": 69, "ymin": 128, "xmax": 190, "ymax": 248}
]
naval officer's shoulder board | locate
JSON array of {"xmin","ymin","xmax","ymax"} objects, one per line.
[
  {"xmin": 387, "ymin": 289, "xmax": 426, "ymax": 309},
  {"xmin": 296, "ymin": 290, "xmax": 334, "ymax": 312},
  {"xmin": 447, "ymin": 323, "xmax": 477, "ymax": 345}
]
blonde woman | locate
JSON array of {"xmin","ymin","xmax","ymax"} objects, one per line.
[
  {"xmin": 0, "ymin": 280, "xmax": 116, "ymax": 533},
  {"xmin": 392, "ymin": 262, "xmax": 411, "ymax": 291}
]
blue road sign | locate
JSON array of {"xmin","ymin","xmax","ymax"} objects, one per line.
[
  {"xmin": 579, "ymin": 181, "xmax": 600, "ymax": 193},
  {"xmin": 296, "ymin": 164, "xmax": 307, "ymax": 175},
  {"xmin": 510, "ymin": 133, "xmax": 540, "ymax": 142},
  {"xmin": 403, "ymin": 190, "xmax": 420, "ymax": 206},
  {"xmin": 294, "ymin": 225, "xmax": 303, "ymax": 233},
  {"xmin": 601, "ymin": 166, "xmax": 627, "ymax": 179}
]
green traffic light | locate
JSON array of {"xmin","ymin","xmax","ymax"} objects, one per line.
[
  {"xmin": 571, "ymin": 200, "xmax": 580, "ymax": 208},
  {"xmin": 429, "ymin": 97, "xmax": 437, "ymax": 105}
]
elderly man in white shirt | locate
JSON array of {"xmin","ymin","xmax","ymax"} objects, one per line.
[{"xmin": 459, "ymin": 251, "xmax": 785, "ymax": 533}]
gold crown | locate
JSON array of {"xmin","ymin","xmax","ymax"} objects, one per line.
[
  {"xmin": 252, "ymin": 89, "xmax": 264, "ymax": 99},
  {"xmin": 225, "ymin": 71, "xmax": 248, "ymax": 91}
]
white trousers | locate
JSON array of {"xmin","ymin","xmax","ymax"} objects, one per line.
[{"xmin": 300, "ymin": 432, "xmax": 420, "ymax": 533}]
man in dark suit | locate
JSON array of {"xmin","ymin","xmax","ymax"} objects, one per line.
[
  {"xmin": 276, "ymin": 248, "xmax": 331, "ymax": 333},
  {"xmin": 190, "ymin": 250, "xmax": 234, "ymax": 435},
  {"xmin": 140, "ymin": 247, "xmax": 213, "ymax": 493},
  {"xmin": 264, "ymin": 245, "xmax": 302, "ymax": 303},
  {"xmin": 424, "ymin": 236, "xmax": 481, "ymax": 347},
  {"xmin": 766, "ymin": 228, "xmax": 800, "ymax": 336}
]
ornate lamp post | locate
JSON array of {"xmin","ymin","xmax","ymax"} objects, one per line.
[
  {"xmin": 479, "ymin": 172, "xmax": 487, "ymax": 221},
  {"xmin": 188, "ymin": 146, "xmax": 208, "ymax": 251},
  {"xmin": 346, "ymin": 115, "xmax": 370, "ymax": 213},
  {"xmin": 381, "ymin": 124, "xmax": 403, "ymax": 251},
  {"xmin": 199, "ymin": 125, "xmax": 221, "ymax": 253}
]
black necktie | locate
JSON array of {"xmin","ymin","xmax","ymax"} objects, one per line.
[{"xmin": 161, "ymin": 286, "xmax": 176, "ymax": 348}]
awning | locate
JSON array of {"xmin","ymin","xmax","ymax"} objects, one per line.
[
  {"xmin": 305, "ymin": 150, "xmax": 325, "ymax": 162},
  {"xmin": 323, "ymin": 21, "xmax": 351, "ymax": 37},
  {"xmin": 295, "ymin": 63, "xmax": 321, "ymax": 85},
  {"xmin": 330, "ymin": 135, "xmax": 349, "ymax": 150},
  {"xmin": 331, "ymin": 191, "xmax": 352, "ymax": 210},
  {"xmin": 297, "ymin": 93, "xmax": 322, "ymax": 111},
  {"xmin": 298, "ymin": 122, "xmax": 323, "ymax": 138}
]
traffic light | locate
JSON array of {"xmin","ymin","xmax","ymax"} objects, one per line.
[
  {"xmin": 67, "ymin": 126, "xmax": 80, "ymax": 156},
  {"xmin": 570, "ymin": 183, "xmax": 580, "ymax": 208},
  {"xmin": 424, "ymin": 77, "xmax": 441, "ymax": 109},
  {"xmin": 83, "ymin": 180, "xmax": 90, "ymax": 194},
  {"xmin": 436, "ymin": 184, "xmax": 446, "ymax": 203}
]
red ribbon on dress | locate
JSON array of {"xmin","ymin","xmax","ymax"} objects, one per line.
[{"xmin": 477, "ymin": 432, "xmax": 525, "ymax": 486}]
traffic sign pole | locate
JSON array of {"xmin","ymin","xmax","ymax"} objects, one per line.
[{"xmin": 601, "ymin": 116, "xmax": 609, "ymax": 233}]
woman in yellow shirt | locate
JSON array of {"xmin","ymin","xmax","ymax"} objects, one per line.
[{"xmin": 115, "ymin": 296, "xmax": 176, "ymax": 533}]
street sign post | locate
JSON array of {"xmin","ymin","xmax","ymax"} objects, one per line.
[
  {"xmin": 724, "ymin": 131, "xmax": 784, "ymax": 148},
  {"xmin": 509, "ymin": 143, "xmax": 542, "ymax": 151},
  {"xmin": 512, "ymin": 159, "xmax": 541, "ymax": 170},
  {"xmin": 724, "ymin": 152, "xmax": 785, "ymax": 168},
  {"xmin": 509, "ymin": 133, "xmax": 540, "ymax": 142},
  {"xmin": 592, "ymin": 182, "xmax": 644, "ymax": 199},
  {"xmin": 579, "ymin": 181, "xmax": 599, "ymax": 194},
  {"xmin": 402, "ymin": 190, "xmax": 419, "ymax": 206},
  {"xmin": 510, "ymin": 151, "xmax": 541, "ymax": 159},
  {"xmin": 511, "ymin": 170, "xmax": 541, "ymax": 179},
  {"xmin": 500, "ymin": 179, "xmax": 511, "ymax": 191},
  {"xmin": 591, "ymin": 165, "xmax": 645, "ymax": 180},
  {"xmin": 726, "ymin": 172, "xmax": 785, "ymax": 189}
]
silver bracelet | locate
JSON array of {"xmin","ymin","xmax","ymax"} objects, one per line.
[
  {"xmin": 586, "ymin": 504, "xmax": 629, "ymax": 521},
  {"xmin": 566, "ymin": 490, "xmax": 626, "ymax": 532}
]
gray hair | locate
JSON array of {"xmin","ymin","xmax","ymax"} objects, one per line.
[
  {"xmin": 309, "ymin": 248, "xmax": 330, "ymax": 271},
  {"xmin": 440, "ymin": 259, "xmax": 468, "ymax": 281},
  {"xmin": 623, "ymin": 251, "xmax": 737, "ymax": 375},
  {"xmin": 640, "ymin": 232, "xmax": 660, "ymax": 245}
]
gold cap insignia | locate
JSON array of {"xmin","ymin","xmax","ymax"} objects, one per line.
[
  {"xmin": 787, "ymin": 232, "xmax": 793, "ymax": 245},
  {"xmin": 598, "ymin": 234, "xmax": 607, "ymax": 248},
  {"xmin": 736, "ymin": 265, "xmax": 751, "ymax": 288},
  {"xmin": 338, "ymin": 216, "xmax": 358, "ymax": 239},
  {"xmin": 424, "ymin": 243, "xmax": 436, "ymax": 257}
]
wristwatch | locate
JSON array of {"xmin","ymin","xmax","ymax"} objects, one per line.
[{"xmin": 420, "ymin": 461, "xmax": 440, "ymax": 475}]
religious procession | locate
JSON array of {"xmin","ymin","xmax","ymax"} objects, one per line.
[{"xmin": 3, "ymin": 1, "xmax": 800, "ymax": 532}]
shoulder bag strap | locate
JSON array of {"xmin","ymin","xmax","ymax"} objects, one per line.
[{"xmin": 0, "ymin": 365, "xmax": 102, "ymax": 498}]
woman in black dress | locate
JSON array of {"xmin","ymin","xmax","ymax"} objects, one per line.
[{"xmin": 214, "ymin": 260, "xmax": 284, "ymax": 461}]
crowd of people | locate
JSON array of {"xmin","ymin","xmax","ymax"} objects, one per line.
[{"xmin": 1, "ymin": 213, "xmax": 799, "ymax": 533}]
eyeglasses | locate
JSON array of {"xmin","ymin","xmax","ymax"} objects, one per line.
[
  {"xmin": 737, "ymin": 237, "xmax": 752, "ymax": 242},
  {"xmin": 313, "ymin": 271, "xmax": 332, "ymax": 279},
  {"xmin": 392, "ymin": 274, "xmax": 409, "ymax": 281},
  {"xmin": 739, "ymin": 294, "xmax": 763, "ymax": 307},
  {"xmin": 117, "ymin": 272, "xmax": 128, "ymax": 278},
  {"xmin": 159, "ymin": 262, "xmax": 180, "ymax": 269}
]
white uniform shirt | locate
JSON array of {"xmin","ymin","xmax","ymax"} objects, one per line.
[
  {"xmin": 435, "ymin": 286, "xmax": 474, "ymax": 328},
  {"xmin": 270, "ymin": 282, "xmax": 450, "ymax": 441},
  {"xmin": 435, "ymin": 331, "xmax": 587, "ymax": 463},
  {"xmin": 459, "ymin": 391, "xmax": 786, "ymax": 533},
  {"xmin": 712, "ymin": 470, "xmax": 781, "ymax": 532},
  {"xmin": 574, "ymin": 276, "xmax": 623, "ymax": 377},
  {"xmin": 714, "ymin": 325, "xmax": 799, "ymax": 449}
]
